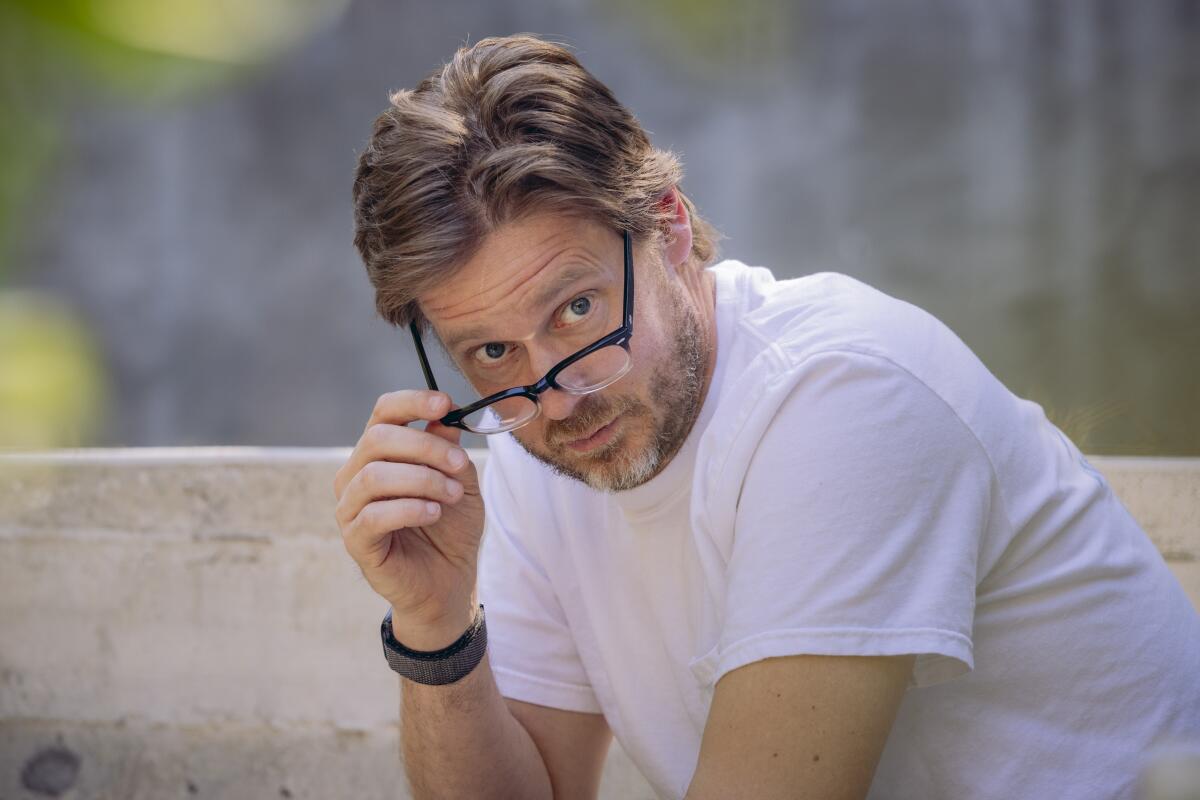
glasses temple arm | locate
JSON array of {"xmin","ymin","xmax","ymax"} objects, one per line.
[
  {"xmin": 409, "ymin": 321, "xmax": 441, "ymax": 392},
  {"xmin": 623, "ymin": 230, "xmax": 634, "ymax": 329}
]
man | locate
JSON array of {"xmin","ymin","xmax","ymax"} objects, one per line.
[{"xmin": 333, "ymin": 35, "xmax": 1200, "ymax": 800}]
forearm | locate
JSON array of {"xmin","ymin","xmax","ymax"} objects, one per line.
[{"xmin": 400, "ymin": 653, "xmax": 552, "ymax": 800}]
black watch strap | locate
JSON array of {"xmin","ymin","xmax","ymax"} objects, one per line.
[{"xmin": 380, "ymin": 605, "xmax": 487, "ymax": 685}]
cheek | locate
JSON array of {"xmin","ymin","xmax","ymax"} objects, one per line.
[
  {"xmin": 629, "ymin": 273, "xmax": 685, "ymax": 364},
  {"xmin": 512, "ymin": 417, "xmax": 548, "ymax": 449},
  {"xmin": 628, "ymin": 317, "xmax": 672, "ymax": 379}
]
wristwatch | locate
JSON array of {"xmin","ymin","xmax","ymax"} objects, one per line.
[{"xmin": 380, "ymin": 604, "xmax": 487, "ymax": 685}]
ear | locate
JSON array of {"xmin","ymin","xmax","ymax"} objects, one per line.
[{"xmin": 660, "ymin": 187, "xmax": 693, "ymax": 271}]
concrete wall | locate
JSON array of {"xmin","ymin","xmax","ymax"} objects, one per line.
[{"xmin": 1, "ymin": 449, "xmax": 1197, "ymax": 799}]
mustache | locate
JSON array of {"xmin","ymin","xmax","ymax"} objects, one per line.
[{"xmin": 544, "ymin": 393, "xmax": 633, "ymax": 446}]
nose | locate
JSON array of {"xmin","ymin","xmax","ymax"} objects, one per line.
[
  {"xmin": 524, "ymin": 341, "xmax": 584, "ymax": 421},
  {"xmin": 538, "ymin": 387, "xmax": 584, "ymax": 421}
]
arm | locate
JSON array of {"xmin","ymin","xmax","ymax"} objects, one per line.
[
  {"xmin": 685, "ymin": 654, "xmax": 913, "ymax": 800},
  {"xmin": 506, "ymin": 698, "xmax": 613, "ymax": 798},
  {"xmin": 400, "ymin": 650, "xmax": 611, "ymax": 799},
  {"xmin": 334, "ymin": 391, "xmax": 611, "ymax": 800},
  {"xmin": 400, "ymin": 653, "xmax": 553, "ymax": 800},
  {"xmin": 685, "ymin": 351, "xmax": 991, "ymax": 797}
]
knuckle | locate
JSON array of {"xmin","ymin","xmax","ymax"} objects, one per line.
[
  {"xmin": 406, "ymin": 497, "xmax": 432, "ymax": 519},
  {"xmin": 357, "ymin": 503, "xmax": 382, "ymax": 532},
  {"xmin": 371, "ymin": 393, "xmax": 391, "ymax": 418},
  {"xmin": 364, "ymin": 423, "xmax": 391, "ymax": 451},
  {"xmin": 419, "ymin": 433, "xmax": 441, "ymax": 463},
  {"xmin": 432, "ymin": 434, "xmax": 451, "ymax": 465},
  {"xmin": 360, "ymin": 461, "xmax": 388, "ymax": 495}
]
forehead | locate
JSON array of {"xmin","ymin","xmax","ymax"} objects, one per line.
[{"xmin": 420, "ymin": 213, "xmax": 620, "ymax": 341}]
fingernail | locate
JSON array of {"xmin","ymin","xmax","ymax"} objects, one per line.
[
  {"xmin": 426, "ymin": 501, "xmax": 440, "ymax": 518},
  {"xmin": 446, "ymin": 478, "xmax": 463, "ymax": 498},
  {"xmin": 428, "ymin": 394, "xmax": 445, "ymax": 414},
  {"xmin": 447, "ymin": 448, "xmax": 467, "ymax": 470}
]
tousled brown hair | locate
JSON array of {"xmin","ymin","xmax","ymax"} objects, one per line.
[{"xmin": 351, "ymin": 34, "xmax": 719, "ymax": 329}]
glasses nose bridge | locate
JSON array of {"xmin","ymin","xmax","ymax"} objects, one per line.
[
  {"xmin": 523, "ymin": 334, "xmax": 579, "ymax": 390},
  {"xmin": 533, "ymin": 378, "xmax": 587, "ymax": 421}
]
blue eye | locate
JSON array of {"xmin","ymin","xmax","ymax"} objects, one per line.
[
  {"xmin": 560, "ymin": 295, "xmax": 593, "ymax": 324},
  {"xmin": 473, "ymin": 342, "xmax": 508, "ymax": 364}
]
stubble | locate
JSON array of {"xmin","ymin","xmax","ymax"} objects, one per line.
[{"xmin": 512, "ymin": 293, "xmax": 710, "ymax": 492}]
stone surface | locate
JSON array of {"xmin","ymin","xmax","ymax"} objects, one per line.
[
  {"xmin": 1094, "ymin": 457, "xmax": 1200, "ymax": 564},
  {"xmin": 0, "ymin": 719, "xmax": 658, "ymax": 800},
  {"xmin": 0, "ymin": 448, "xmax": 1196, "ymax": 798}
]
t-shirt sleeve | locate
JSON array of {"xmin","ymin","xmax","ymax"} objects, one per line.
[
  {"xmin": 477, "ymin": 443, "xmax": 602, "ymax": 713},
  {"xmin": 717, "ymin": 349, "xmax": 993, "ymax": 688}
]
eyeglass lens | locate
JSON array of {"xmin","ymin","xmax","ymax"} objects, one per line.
[{"xmin": 462, "ymin": 344, "xmax": 631, "ymax": 433}]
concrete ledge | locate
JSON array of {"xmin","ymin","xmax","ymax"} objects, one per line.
[
  {"xmin": 0, "ymin": 448, "xmax": 656, "ymax": 800},
  {"xmin": 1, "ymin": 448, "xmax": 1197, "ymax": 799},
  {"xmin": 0, "ymin": 718, "xmax": 656, "ymax": 800}
]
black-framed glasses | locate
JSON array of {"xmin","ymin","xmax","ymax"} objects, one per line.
[{"xmin": 410, "ymin": 230, "xmax": 634, "ymax": 434}]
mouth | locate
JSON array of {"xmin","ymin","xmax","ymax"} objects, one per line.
[{"xmin": 565, "ymin": 415, "xmax": 621, "ymax": 453}]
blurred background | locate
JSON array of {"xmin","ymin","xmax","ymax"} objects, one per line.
[{"xmin": 1, "ymin": 0, "xmax": 1197, "ymax": 455}]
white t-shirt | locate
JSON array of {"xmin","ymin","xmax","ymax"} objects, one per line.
[{"xmin": 477, "ymin": 261, "xmax": 1200, "ymax": 800}]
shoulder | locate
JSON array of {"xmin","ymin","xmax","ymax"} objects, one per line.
[
  {"xmin": 696, "ymin": 264, "xmax": 1002, "ymax": 524},
  {"xmin": 706, "ymin": 262, "xmax": 1000, "ymax": 436},
  {"xmin": 711, "ymin": 263, "xmax": 967, "ymax": 379}
]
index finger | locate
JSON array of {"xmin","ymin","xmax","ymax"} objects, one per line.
[{"xmin": 363, "ymin": 389, "xmax": 451, "ymax": 432}]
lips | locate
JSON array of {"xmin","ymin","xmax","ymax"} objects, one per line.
[{"xmin": 565, "ymin": 415, "xmax": 620, "ymax": 453}]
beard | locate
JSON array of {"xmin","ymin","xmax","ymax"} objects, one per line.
[{"xmin": 510, "ymin": 294, "xmax": 710, "ymax": 492}]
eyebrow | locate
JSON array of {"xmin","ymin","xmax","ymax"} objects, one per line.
[
  {"xmin": 527, "ymin": 262, "xmax": 607, "ymax": 317},
  {"xmin": 440, "ymin": 262, "xmax": 609, "ymax": 352}
]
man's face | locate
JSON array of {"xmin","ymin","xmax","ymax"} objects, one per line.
[{"xmin": 419, "ymin": 212, "xmax": 710, "ymax": 491}]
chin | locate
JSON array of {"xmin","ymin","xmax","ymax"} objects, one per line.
[
  {"xmin": 515, "ymin": 409, "xmax": 664, "ymax": 493},
  {"xmin": 574, "ymin": 432, "xmax": 663, "ymax": 492}
]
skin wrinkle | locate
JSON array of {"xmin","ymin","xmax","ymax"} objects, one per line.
[
  {"xmin": 425, "ymin": 229, "xmax": 573, "ymax": 320},
  {"xmin": 441, "ymin": 262, "xmax": 613, "ymax": 356},
  {"xmin": 422, "ymin": 220, "xmax": 626, "ymax": 370},
  {"xmin": 525, "ymin": 262, "xmax": 611, "ymax": 322}
]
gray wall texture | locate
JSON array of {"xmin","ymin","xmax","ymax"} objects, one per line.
[
  {"xmin": 14, "ymin": 0, "xmax": 1200, "ymax": 452},
  {"xmin": 2, "ymin": 448, "xmax": 1198, "ymax": 798}
]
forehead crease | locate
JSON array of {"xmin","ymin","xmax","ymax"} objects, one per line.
[
  {"xmin": 521, "ymin": 261, "xmax": 607, "ymax": 316},
  {"xmin": 439, "ymin": 253, "xmax": 608, "ymax": 350},
  {"xmin": 427, "ymin": 234, "xmax": 566, "ymax": 323},
  {"xmin": 436, "ymin": 325, "xmax": 486, "ymax": 354}
]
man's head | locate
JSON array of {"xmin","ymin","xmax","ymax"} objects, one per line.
[{"xmin": 352, "ymin": 35, "xmax": 719, "ymax": 490}]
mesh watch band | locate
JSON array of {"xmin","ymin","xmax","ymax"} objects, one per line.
[{"xmin": 380, "ymin": 605, "xmax": 487, "ymax": 685}]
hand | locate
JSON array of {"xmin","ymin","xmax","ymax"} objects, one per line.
[{"xmin": 333, "ymin": 390, "xmax": 484, "ymax": 649}]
